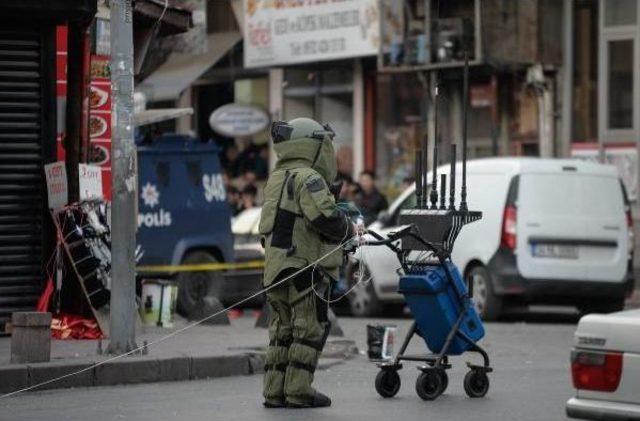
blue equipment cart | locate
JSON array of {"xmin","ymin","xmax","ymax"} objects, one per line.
[
  {"xmin": 362, "ymin": 52, "xmax": 492, "ymax": 402},
  {"xmin": 365, "ymin": 216, "xmax": 493, "ymax": 401}
]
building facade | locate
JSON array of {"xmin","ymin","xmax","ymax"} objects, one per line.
[
  {"xmin": 137, "ymin": 0, "xmax": 640, "ymax": 204},
  {"xmin": 568, "ymin": 0, "xmax": 640, "ymax": 201}
]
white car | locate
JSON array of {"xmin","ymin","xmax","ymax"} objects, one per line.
[
  {"xmin": 566, "ymin": 309, "xmax": 640, "ymax": 420},
  {"xmin": 232, "ymin": 207, "xmax": 262, "ymax": 246},
  {"xmin": 349, "ymin": 158, "xmax": 635, "ymax": 319},
  {"xmin": 223, "ymin": 207, "xmax": 264, "ymax": 306}
]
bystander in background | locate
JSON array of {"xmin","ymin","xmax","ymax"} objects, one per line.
[{"xmin": 354, "ymin": 171, "xmax": 388, "ymax": 225}]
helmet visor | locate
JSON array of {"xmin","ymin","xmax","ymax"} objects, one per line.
[{"xmin": 271, "ymin": 121, "xmax": 293, "ymax": 143}]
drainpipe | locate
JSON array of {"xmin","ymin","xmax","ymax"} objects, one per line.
[{"xmin": 560, "ymin": 0, "xmax": 574, "ymax": 158}]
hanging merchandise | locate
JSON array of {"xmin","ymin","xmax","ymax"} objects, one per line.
[{"xmin": 58, "ymin": 201, "xmax": 112, "ymax": 309}]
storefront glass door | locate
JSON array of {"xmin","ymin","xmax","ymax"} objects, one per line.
[{"xmin": 283, "ymin": 64, "xmax": 354, "ymax": 178}]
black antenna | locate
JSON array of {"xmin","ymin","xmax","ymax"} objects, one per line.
[
  {"xmin": 430, "ymin": 81, "xmax": 439, "ymax": 209},
  {"xmin": 449, "ymin": 143, "xmax": 456, "ymax": 210},
  {"xmin": 415, "ymin": 143, "xmax": 422, "ymax": 209},
  {"xmin": 422, "ymin": 139, "xmax": 428, "ymax": 207},
  {"xmin": 460, "ymin": 51, "xmax": 469, "ymax": 211},
  {"xmin": 430, "ymin": 142, "xmax": 438, "ymax": 209},
  {"xmin": 439, "ymin": 174, "xmax": 447, "ymax": 210}
]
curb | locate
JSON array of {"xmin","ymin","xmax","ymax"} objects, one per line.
[{"xmin": 0, "ymin": 352, "xmax": 265, "ymax": 395}]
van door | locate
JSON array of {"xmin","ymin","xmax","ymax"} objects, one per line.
[
  {"xmin": 517, "ymin": 172, "xmax": 627, "ymax": 283},
  {"xmin": 579, "ymin": 176, "xmax": 628, "ymax": 282},
  {"xmin": 517, "ymin": 173, "xmax": 587, "ymax": 281}
]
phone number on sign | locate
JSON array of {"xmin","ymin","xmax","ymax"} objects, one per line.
[{"xmin": 290, "ymin": 38, "xmax": 346, "ymax": 57}]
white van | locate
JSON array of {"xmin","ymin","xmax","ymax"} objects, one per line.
[{"xmin": 350, "ymin": 158, "xmax": 635, "ymax": 319}]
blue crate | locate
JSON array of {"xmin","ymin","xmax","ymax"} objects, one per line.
[{"xmin": 398, "ymin": 262, "xmax": 485, "ymax": 355}]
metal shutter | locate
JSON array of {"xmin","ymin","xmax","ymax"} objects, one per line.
[{"xmin": 0, "ymin": 28, "xmax": 46, "ymax": 329}]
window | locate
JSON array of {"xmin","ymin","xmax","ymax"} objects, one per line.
[
  {"xmin": 604, "ymin": 0, "xmax": 637, "ymax": 27},
  {"xmin": 155, "ymin": 162, "xmax": 170, "ymax": 187},
  {"xmin": 607, "ymin": 39, "xmax": 634, "ymax": 129},
  {"xmin": 375, "ymin": 73, "xmax": 426, "ymax": 199},
  {"xmin": 186, "ymin": 160, "xmax": 202, "ymax": 187}
]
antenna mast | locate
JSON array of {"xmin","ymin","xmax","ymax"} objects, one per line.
[
  {"xmin": 460, "ymin": 52, "xmax": 469, "ymax": 211},
  {"xmin": 429, "ymin": 79, "xmax": 439, "ymax": 209}
]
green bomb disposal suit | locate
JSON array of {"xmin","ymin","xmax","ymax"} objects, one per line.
[{"xmin": 259, "ymin": 118, "xmax": 354, "ymax": 408}]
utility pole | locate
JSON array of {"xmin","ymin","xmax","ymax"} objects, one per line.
[{"xmin": 107, "ymin": 0, "xmax": 138, "ymax": 354}]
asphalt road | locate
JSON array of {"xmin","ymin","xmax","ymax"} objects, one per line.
[{"xmin": 2, "ymin": 312, "xmax": 579, "ymax": 421}]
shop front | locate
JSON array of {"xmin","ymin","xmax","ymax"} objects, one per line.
[{"xmin": 0, "ymin": 0, "xmax": 96, "ymax": 331}]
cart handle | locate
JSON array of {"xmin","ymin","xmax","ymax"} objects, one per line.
[{"xmin": 365, "ymin": 226, "xmax": 445, "ymax": 258}]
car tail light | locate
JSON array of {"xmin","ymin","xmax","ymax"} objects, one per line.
[
  {"xmin": 571, "ymin": 350, "xmax": 623, "ymax": 392},
  {"xmin": 501, "ymin": 205, "xmax": 517, "ymax": 250}
]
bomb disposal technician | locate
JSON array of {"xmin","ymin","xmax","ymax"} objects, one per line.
[{"xmin": 259, "ymin": 118, "xmax": 357, "ymax": 408}]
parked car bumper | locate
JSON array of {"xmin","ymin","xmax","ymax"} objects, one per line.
[
  {"xmin": 567, "ymin": 397, "xmax": 640, "ymax": 420},
  {"xmin": 487, "ymin": 247, "xmax": 634, "ymax": 303}
]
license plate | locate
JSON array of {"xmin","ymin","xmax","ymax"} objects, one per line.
[{"xmin": 531, "ymin": 243, "xmax": 579, "ymax": 259}]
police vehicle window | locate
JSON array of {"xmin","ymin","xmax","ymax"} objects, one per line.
[
  {"xmin": 186, "ymin": 160, "xmax": 202, "ymax": 187},
  {"xmin": 155, "ymin": 162, "xmax": 170, "ymax": 187}
]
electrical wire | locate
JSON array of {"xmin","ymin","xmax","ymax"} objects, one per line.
[
  {"xmin": 310, "ymin": 237, "xmax": 373, "ymax": 305},
  {"xmin": 309, "ymin": 202, "xmax": 370, "ymax": 304}
]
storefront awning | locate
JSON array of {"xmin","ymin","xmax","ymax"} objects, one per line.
[
  {"xmin": 134, "ymin": 0, "xmax": 193, "ymax": 37},
  {"xmin": 137, "ymin": 31, "xmax": 241, "ymax": 102},
  {"xmin": 134, "ymin": 107, "xmax": 194, "ymax": 127}
]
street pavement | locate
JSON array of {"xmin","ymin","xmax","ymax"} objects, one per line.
[{"xmin": 2, "ymin": 310, "xmax": 579, "ymax": 421}]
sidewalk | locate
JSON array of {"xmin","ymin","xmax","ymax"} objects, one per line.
[{"xmin": 0, "ymin": 314, "xmax": 357, "ymax": 395}]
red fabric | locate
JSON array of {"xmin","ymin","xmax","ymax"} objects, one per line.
[
  {"xmin": 51, "ymin": 314, "xmax": 103, "ymax": 340},
  {"xmin": 36, "ymin": 278, "xmax": 54, "ymax": 312}
]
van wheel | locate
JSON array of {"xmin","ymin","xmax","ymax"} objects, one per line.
[
  {"xmin": 579, "ymin": 298, "xmax": 626, "ymax": 315},
  {"xmin": 177, "ymin": 250, "xmax": 224, "ymax": 317},
  {"xmin": 348, "ymin": 264, "xmax": 383, "ymax": 317},
  {"xmin": 468, "ymin": 266, "xmax": 502, "ymax": 321}
]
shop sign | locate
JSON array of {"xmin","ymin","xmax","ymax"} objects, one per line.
[
  {"xmin": 244, "ymin": 0, "xmax": 379, "ymax": 68},
  {"xmin": 79, "ymin": 164, "xmax": 104, "ymax": 201},
  {"xmin": 45, "ymin": 161, "xmax": 68, "ymax": 211},
  {"xmin": 208, "ymin": 104, "xmax": 270, "ymax": 137},
  {"xmin": 89, "ymin": 55, "xmax": 112, "ymax": 200}
]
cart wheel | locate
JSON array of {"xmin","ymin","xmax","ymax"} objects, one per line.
[
  {"xmin": 375, "ymin": 370, "xmax": 401, "ymax": 398},
  {"xmin": 415, "ymin": 370, "xmax": 443, "ymax": 401},
  {"xmin": 463, "ymin": 370, "xmax": 490, "ymax": 398},
  {"xmin": 438, "ymin": 369, "xmax": 449, "ymax": 394}
]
